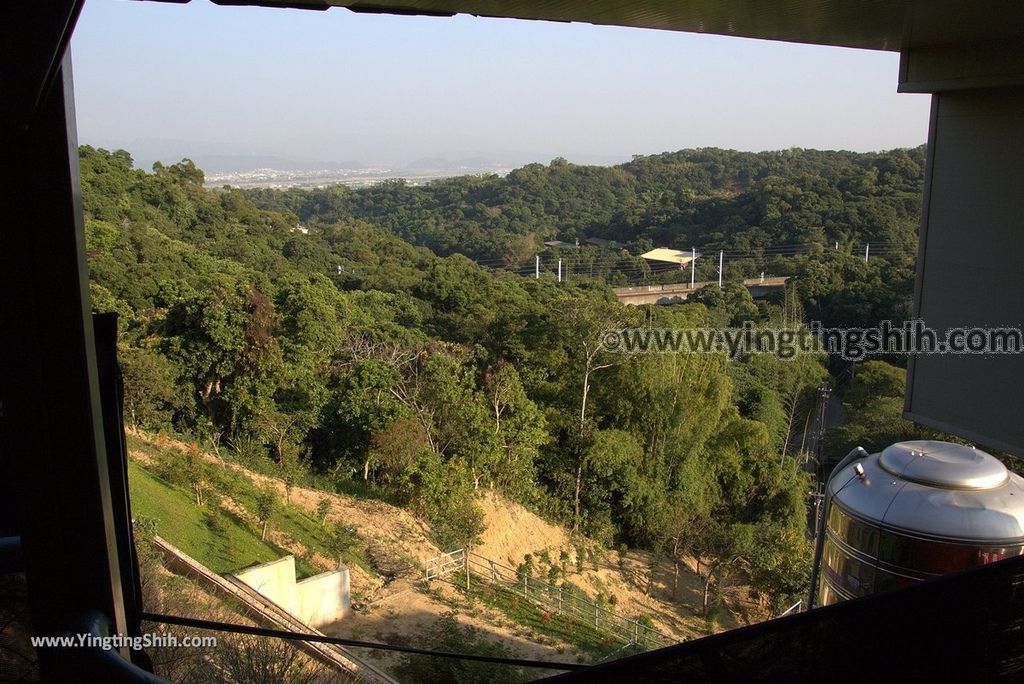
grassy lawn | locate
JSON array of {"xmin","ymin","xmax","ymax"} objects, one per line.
[{"xmin": 129, "ymin": 461, "xmax": 293, "ymax": 575}]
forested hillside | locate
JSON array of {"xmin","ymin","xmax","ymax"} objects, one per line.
[
  {"xmin": 245, "ymin": 148, "xmax": 925, "ymax": 259},
  {"xmin": 81, "ymin": 144, "xmax": 925, "ymax": 612}
]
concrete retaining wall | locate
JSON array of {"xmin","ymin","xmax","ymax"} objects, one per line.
[
  {"xmin": 233, "ymin": 555, "xmax": 349, "ymax": 628},
  {"xmin": 296, "ymin": 569, "xmax": 350, "ymax": 627},
  {"xmin": 153, "ymin": 537, "xmax": 392, "ymax": 683},
  {"xmin": 234, "ymin": 556, "xmax": 299, "ymax": 614}
]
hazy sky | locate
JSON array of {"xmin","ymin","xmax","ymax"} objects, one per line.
[{"xmin": 71, "ymin": 0, "xmax": 931, "ymax": 168}]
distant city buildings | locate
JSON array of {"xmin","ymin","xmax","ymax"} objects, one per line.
[{"xmin": 205, "ymin": 165, "xmax": 513, "ymax": 189}]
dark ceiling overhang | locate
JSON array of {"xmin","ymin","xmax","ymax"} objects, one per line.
[{"xmin": 138, "ymin": 0, "xmax": 1024, "ymax": 53}]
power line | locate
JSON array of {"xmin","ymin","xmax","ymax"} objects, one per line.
[
  {"xmin": 469, "ymin": 239, "xmax": 914, "ymax": 285},
  {"xmin": 142, "ymin": 612, "xmax": 587, "ymax": 671}
]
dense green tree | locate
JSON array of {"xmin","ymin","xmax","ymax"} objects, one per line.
[
  {"xmin": 161, "ymin": 278, "xmax": 283, "ymax": 438},
  {"xmin": 120, "ymin": 346, "xmax": 181, "ymax": 429},
  {"xmin": 367, "ymin": 416, "xmax": 431, "ymax": 486},
  {"xmin": 312, "ymin": 358, "xmax": 409, "ymax": 478},
  {"xmin": 481, "ymin": 362, "xmax": 548, "ymax": 501},
  {"xmin": 825, "ymin": 360, "xmax": 939, "ymax": 462},
  {"xmin": 80, "ymin": 145, "xmax": 924, "ymax": 600}
]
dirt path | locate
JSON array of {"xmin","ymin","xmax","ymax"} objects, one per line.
[{"xmin": 323, "ymin": 579, "xmax": 579, "ymax": 674}]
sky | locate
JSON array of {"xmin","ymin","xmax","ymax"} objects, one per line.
[{"xmin": 70, "ymin": 0, "xmax": 931, "ymax": 169}]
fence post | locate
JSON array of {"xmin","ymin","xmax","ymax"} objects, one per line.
[
  {"xmin": 524, "ymin": 574, "xmax": 528, "ymax": 598},
  {"xmin": 595, "ymin": 604, "xmax": 599, "ymax": 627},
  {"xmin": 558, "ymin": 587, "xmax": 562, "ymax": 613},
  {"xmin": 464, "ymin": 549, "xmax": 470, "ymax": 592},
  {"xmin": 634, "ymin": 621, "xmax": 639, "ymax": 645}
]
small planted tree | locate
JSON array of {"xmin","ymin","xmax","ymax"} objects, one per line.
[
  {"xmin": 518, "ymin": 553, "xmax": 535, "ymax": 578},
  {"xmin": 255, "ymin": 485, "xmax": 279, "ymax": 541},
  {"xmin": 278, "ymin": 441, "xmax": 303, "ymax": 505},
  {"xmin": 315, "ymin": 497, "xmax": 331, "ymax": 526},
  {"xmin": 183, "ymin": 448, "xmax": 209, "ymax": 507},
  {"xmin": 329, "ymin": 524, "xmax": 359, "ymax": 560}
]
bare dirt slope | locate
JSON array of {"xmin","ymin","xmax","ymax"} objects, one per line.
[
  {"xmin": 475, "ymin": 491, "xmax": 767, "ymax": 640},
  {"xmin": 476, "ymin": 492, "xmax": 570, "ymax": 566}
]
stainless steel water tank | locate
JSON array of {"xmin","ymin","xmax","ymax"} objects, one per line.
[{"xmin": 816, "ymin": 440, "xmax": 1024, "ymax": 606}]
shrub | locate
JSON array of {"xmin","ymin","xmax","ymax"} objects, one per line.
[
  {"xmin": 203, "ymin": 507, "xmax": 225, "ymax": 534},
  {"xmin": 399, "ymin": 452, "xmax": 483, "ymax": 550},
  {"xmin": 395, "ymin": 613, "xmax": 531, "ymax": 684}
]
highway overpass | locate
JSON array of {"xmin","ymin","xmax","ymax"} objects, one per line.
[{"xmin": 613, "ymin": 276, "xmax": 789, "ymax": 306}]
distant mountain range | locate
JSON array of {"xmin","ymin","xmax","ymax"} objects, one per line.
[
  {"xmin": 128, "ymin": 152, "xmax": 372, "ymax": 175},
  {"xmin": 184, "ymin": 155, "xmax": 371, "ymax": 174},
  {"xmin": 90, "ymin": 137, "xmax": 629, "ymax": 183},
  {"xmin": 132, "ymin": 152, "xmax": 515, "ymax": 177},
  {"xmin": 405, "ymin": 156, "xmax": 509, "ymax": 172}
]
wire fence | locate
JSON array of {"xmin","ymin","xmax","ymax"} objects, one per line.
[{"xmin": 424, "ymin": 548, "xmax": 675, "ymax": 651}]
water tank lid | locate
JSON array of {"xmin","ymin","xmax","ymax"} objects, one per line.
[{"xmin": 878, "ymin": 440, "xmax": 1008, "ymax": 490}]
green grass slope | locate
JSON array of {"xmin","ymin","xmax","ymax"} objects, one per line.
[
  {"xmin": 128, "ymin": 460, "xmax": 319, "ymax": 577},
  {"xmin": 127, "ymin": 431, "xmax": 377, "ymax": 580}
]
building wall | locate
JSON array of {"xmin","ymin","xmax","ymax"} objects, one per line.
[{"xmin": 905, "ymin": 86, "xmax": 1024, "ymax": 455}]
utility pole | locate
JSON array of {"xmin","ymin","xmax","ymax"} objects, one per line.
[
  {"xmin": 558, "ymin": 259, "xmax": 562, "ymax": 283},
  {"xmin": 864, "ymin": 243, "xmax": 870, "ymax": 263},
  {"xmin": 535, "ymin": 255, "xmax": 540, "ymax": 279},
  {"xmin": 690, "ymin": 247, "xmax": 696, "ymax": 288},
  {"xmin": 718, "ymin": 250, "xmax": 724, "ymax": 288},
  {"xmin": 815, "ymin": 385, "xmax": 830, "ymax": 476}
]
